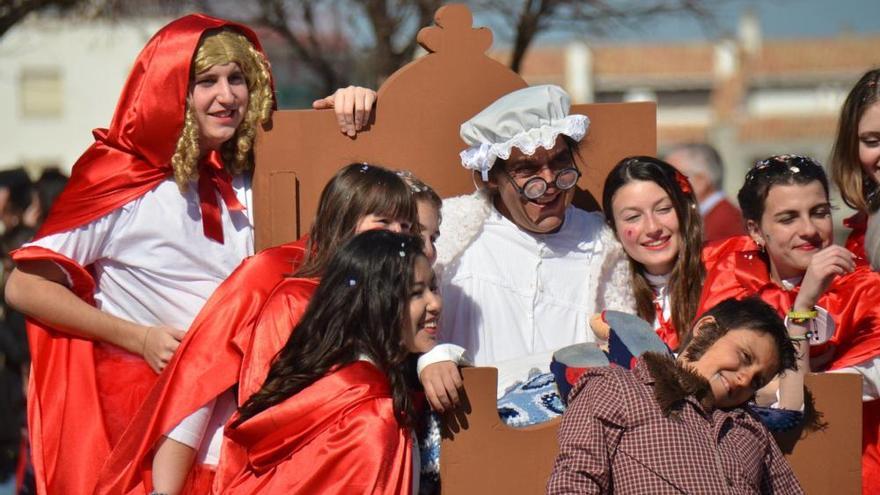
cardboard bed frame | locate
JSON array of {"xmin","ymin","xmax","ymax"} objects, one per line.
[
  {"xmin": 439, "ymin": 369, "xmax": 862, "ymax": 494},
  {"xmin": 252, "ymin": 4, "xmax": 863, "ymax": 493}
]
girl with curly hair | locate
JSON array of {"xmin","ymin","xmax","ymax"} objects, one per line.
[{"xmin": 4, "ymin": 14, "xmax": 373, "ymax": 494}]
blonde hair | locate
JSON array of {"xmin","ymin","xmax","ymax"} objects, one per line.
[
  {"xmin": 171, "ymin": 29, "xmax": 273, "ymax": 190},
  {"xmin": 831, "ymin": 68, "xmax": 880, "ymax": 213}
]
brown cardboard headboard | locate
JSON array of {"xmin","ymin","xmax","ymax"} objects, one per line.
[
  {"xmin": 439, "ymin": 368, "xmax": 862, "ymax": 494},
  {"xmin": 252, "ymin": 3, "xmax": 656, "ymax": 249}
]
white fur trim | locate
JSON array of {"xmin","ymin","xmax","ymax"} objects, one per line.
[
  {"xmin": 592, "ymin": 223, "xmax": 637, "ymax": 314},
  {"xmin": 434, "ymin": 191, "xmax": 493, "ymax": 276}
]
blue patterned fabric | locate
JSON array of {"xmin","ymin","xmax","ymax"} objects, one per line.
[
  {"xmin": 496, "ymin": 370, "xmax": 566, "ymax": 427},
  {"xmin": 751, "ymin": 405, "xmax": 805, "ymax": 432}
]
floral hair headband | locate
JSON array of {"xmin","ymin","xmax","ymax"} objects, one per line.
[
  {"xmin": 395, "ymin": 170, "xmax": 432, "ymax": 194},
  {"xmin": 745, "ymin": 154, "xmax": 823, "ymax": 184}
]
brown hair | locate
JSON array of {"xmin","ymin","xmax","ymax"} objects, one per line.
[
  {"xmin": 295, "ymin": 163, "xmax": 418, "ymax": 278},
  {"xmin": 602, "ymin": 156, "xmax": 704, "ymax": 350},
  {"xmin": 738, "ymin": 155, "xmax": 830, "ymax": 223},
  {"xmin": 830, "ymin": 68, "xmax": 880, "ymax": 213},
  {"xmin": 396, "ymin": 170, "xmax": 442, "ymax": 238},
  {"xmin": 681, "ymin": 297, "xmax": 796, "ymax": 376}
]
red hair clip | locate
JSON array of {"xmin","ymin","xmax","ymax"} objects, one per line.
[{"xmin": 674, "ymin": 170, "xmax": 692, "ymax": 195}]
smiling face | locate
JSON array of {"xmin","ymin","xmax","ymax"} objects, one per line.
[
  {"xmin": 747, "ymin": 181, "xmax": 832, "ymax": 282},
  {"xmin": 687, "ymin": 324, "xmax": 779, "ymax": 409},
  {"xmin": 611, "ymin": 180, "xmax": 681, "ymax": 276},
  {"xmin": 858, "ymin": 100, "xmax": 880, "ymax": 186},
  {"xmin": 191, "ymin": 62, "xmax": 249, "ymax": 154},
  {"xmin": 403, "ymin": 256, "xmax": 442, "ymax": 353},
  {"xmin": 355, "ymin": 213, "xmax": 413, "ymax": 235},
  {"xmin": 489, "ymin": 136, "xmax": 576, "ymax": 234}
]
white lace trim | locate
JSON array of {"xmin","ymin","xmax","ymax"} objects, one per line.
[{"xmin": 459, "ymin": 114, "xmax": 590, "ymax": 181}]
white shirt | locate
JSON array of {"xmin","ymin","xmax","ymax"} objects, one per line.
[
  {"xmin": 28, "ymin": 175, "xmax": 254, "ymax": 335},
  {"xmin": 27, "ymin": 174, "xmax": 254, "ymax": 464},
  {"xmin": 433, "ymin": 206, "xmax": 610, "ymax": 393},
  {"xmin": 645, "ymin": 272, "xmax": 671, "ymax": 334}
]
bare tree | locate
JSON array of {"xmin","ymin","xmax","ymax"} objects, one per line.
[
  {"xmin": 0, "ymin": 0, "xmax": 82, "ymax": 37},
  {"xmin": 199, "ymin": 0, "xmax": 443, "ymax": 96},
  {"xmin": 4, "ymin": 0, "xmax": 726, "ymax": 97},
  {"xmin": 474, "ymin": 0, "xmax": 722, "ymax": 73}
]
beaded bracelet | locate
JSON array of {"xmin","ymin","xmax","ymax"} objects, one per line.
[
  {"xmin": 787, "ymin": 308, "xmax": 818, "ymax": 325},
  {"xmin": 788, "ymin": 331, "xmax": 814, "ymax": 342}
]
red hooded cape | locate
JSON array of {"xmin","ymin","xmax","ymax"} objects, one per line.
[
  {"xmin": 221, "ymin": 361, "xmax": 413, "ymax": 495},
  {"xmin": 11, "ymin": 15, "xmax": 270, "ymax": 495},
  {"xmin": 699, "ymin": 235, "xmax": 880, "ymax": 492},
  {"xmin": 94, "ymin": 242, "xmax": 310, "ymax": 494}
]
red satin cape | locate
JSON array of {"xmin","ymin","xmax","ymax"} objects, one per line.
[
  {"xmin": 213, "ymin": 275, "xmax": 322, "ymax": 492},
  {"xmin": 221, "ymin": 361, "xmax": 413, "ymax": 495},
  {"xmin": 844, "ymin": 212, "xmax": 868, "ymax": 261},
  {"xmin": 13, "ymin": 14, "xmax": 271, "ymax": 495},
  {"xmin": 699, "ymin": 235, "xmax": 880, "ymax": 493},
  {"xmin": 94, "ymin": 240, "xmax": 309, "ymax": 495}
]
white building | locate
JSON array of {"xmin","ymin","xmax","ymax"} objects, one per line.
[{"xmin": 0, "ymin": 16, "xmax": 170, "ymax": 174}]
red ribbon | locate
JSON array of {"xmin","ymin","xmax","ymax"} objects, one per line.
[
  {"xmin": 654, "ymin": 300, "xmax": 680, "ymax": 351},
  {"xmin": 674, "ymin": 170, "xmax": 693, "ymax": 195},
  {"xmin": 198, "ymin": 152, "xmax": 246, "ymax": 243}
]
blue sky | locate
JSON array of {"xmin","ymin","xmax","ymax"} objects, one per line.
[{"xmin": 487, "ymin": 0, "xmax": 880, "ymax": 45}]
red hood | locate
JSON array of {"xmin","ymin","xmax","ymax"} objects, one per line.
[{"xmin": 37, "ymin": 14, "xmax": 272, "ymax": 239}]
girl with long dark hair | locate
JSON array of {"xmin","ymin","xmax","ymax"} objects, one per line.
[
  {"xmin": 221, "ymin": 229, "xmax": 438, "ymax": 494},
  {"xmin": 98, "ymin": 163, "xmax": 419, "ymax": 494},
  {"xmin": 602, "ymin": 156, "xmax": 703, "ymax": 351}
]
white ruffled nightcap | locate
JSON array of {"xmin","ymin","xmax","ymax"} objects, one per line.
[{"xmin": 459, "ymin": 85, "xmax": 590, "ymax": 181}]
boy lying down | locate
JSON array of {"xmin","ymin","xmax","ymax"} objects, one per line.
[
  {"xmin": 420, "ymin": 298, "xmax": 803, "ymax": 493},
  {"xmin": 548, "ymin": 297, "xmax": 803, "ymax": 494}
]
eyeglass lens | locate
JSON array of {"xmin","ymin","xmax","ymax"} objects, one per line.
[{"xmin": 522, "ymin": 168, "xmax": 579, "ymax": 199}]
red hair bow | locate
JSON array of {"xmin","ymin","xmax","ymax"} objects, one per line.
[{"xmin": 674, "ymin": 170, "xmax": 692, "ymax": 195}]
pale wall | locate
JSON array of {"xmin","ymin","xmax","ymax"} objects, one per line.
[{"xmin": 0, "ymin": 16, "xmax": 170, "ymax": 174}]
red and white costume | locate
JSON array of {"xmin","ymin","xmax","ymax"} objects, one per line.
[
  {"xmin": 698, "ymin": 235, "xmax": 880, "ymax": 493},
  {"xmin": 11, "ymin": 15, "xmax": 270, "ymax": 495},
  {"xmin": 645, "ymin": 272, "xmax": 679, "ymax": 351},
  {"xmin": 95, "ymin": 243, "xmax": 308, "ymax": 494}
]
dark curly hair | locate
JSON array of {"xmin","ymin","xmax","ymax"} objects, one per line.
[
  {"xmin": 681, "ymin": 297, "xmax": 797, "ymax": 377},
  {"xmin": 737, "ymin": 154, "xmax": 829, "ymax": 223}
]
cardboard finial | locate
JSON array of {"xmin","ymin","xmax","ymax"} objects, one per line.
[{"xmin": 417, "ymin": 3, "xmax": 492, "ymax": 55}]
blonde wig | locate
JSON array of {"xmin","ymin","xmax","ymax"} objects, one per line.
[{"xmin": 171, "ymin": 28, "xmax": 273, "ymax": 190}]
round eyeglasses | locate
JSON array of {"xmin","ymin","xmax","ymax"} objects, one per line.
[{"xmin": 505, "ymin": 167, "xmax": 581, "ymax": 200}]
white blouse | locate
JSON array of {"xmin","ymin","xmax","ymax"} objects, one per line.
[
  {"xmin": 432, "ymin": 206, "xmax": 617, "ymax": 393},
  {"xmin": 27, "ymin": 174, "xmax": 254, "ymax": 464}
]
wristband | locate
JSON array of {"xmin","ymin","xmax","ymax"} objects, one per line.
[
  {"xmin": 787, "ymin": 308, "xmax": 818, "ymax": 325},
  {"xmin": 788, "ymin": 331, "xmax": 814, "ymax": 342}
]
